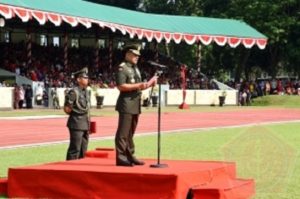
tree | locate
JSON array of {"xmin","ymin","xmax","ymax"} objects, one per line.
[
  {"xmin": 85, "ymin": 0, "xmax": 140, "ymax": 10},
  {"xmin": 245, "ymin": 0, "xmax": 299, "ymax": 78},
  {"xmin": 286, "ymin": 20, "xmax": 300, "ymax": 77},
  {"xmin": 200, "ymin": 0, "xmax": 300, "ymax": 80},
  {"xmin": 142, "ymin": 0, "xmax": 202, "ymax": 15}
]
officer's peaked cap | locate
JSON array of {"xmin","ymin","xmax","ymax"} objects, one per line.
[
  {"xmin": 124, "ymin": 43, "xmax": 141, "ymax": 56},
  {"xmin": 72, "ymin": 67, "xmax": 88, "ymax": 78}
]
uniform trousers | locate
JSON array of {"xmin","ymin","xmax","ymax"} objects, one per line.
[
  {"xmin": 115, "ymin": 113, "xmax": 139, "ymax": 163},
  {"xmin": 66, "ymin": 129, "xmax": 89, "ymax": 160}
]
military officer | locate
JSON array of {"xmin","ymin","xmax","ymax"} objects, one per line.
[
  {"xmin": 64, "ymin": 67, "xmax": 90, "ymax": 160},
  {"xmin": 115, "ymin": 44, "xmax": 154, "ymax": 166}
]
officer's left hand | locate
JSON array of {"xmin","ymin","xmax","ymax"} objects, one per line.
[
  {"xmin": 139, "ymin": 82, "xmax": 149, "ymax": 90},
  {"xmin": 148, "ymin": 75, "xmax": 158, "ymax": 87},
  {"xmin": 64, "ymin": 106, "xmax": 72, "ymax": 114},
  {"xmin": 153, "ymin": 76, "xmax": 158, "ymax": 86}
]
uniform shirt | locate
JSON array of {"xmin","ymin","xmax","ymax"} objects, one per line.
[
  {"xmin": 116, "ymin": 61, "xmax": 142, "ymax": 114},
  {"xmin": 64, "ymin": 87, "xmax": 90, "ymax": 130}
]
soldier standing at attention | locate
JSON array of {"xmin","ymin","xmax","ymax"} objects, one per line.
[
  {"xmin": 115, "ymin": 44, "xmax": 155, "ymax": 167},
  {"xmin": 64, "ymin": 67, "xmax": 90, "ymax": 160}
]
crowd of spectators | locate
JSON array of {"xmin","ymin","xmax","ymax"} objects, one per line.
[
  {"xmin": 12, "ymin": 83, "xmax": 33, "ymax": 109},
  {"xmin": 225, "ymin": 78, "xmax": 300, "ymax": 105},
  {"xmin": 0, "ymin": 42, "xmax": 220, "ymax": 90},
  {"xmin": 1, "ymin": 41, "xmax": 300, "ymax": 108},
  {"xmin": 0, "ymin": 42, "xmax": 163, "ymax": 88},
  {"xmin": 0, "ymin": 41, "xmax": 196, "ymax": 90}
]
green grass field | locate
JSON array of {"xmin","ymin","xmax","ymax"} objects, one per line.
[
  {"xmin": 1, "ymin": 95, "xmax": 300, "ymax": 198},
  {"xmin": 1, "ymin": 123, "xmax": 299, "ymax": 198},
  {"xmin": 252, "ymin": 95, "xmax": 300, "ymax": 108}
]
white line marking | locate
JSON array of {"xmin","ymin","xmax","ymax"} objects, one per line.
[
  {"xmin": 0, "ymin": 115, "xmax": 67, "ymax": 120},
  {"xmin": 0, "ymin": 120, "xmax": 299, "ymax": 150}
]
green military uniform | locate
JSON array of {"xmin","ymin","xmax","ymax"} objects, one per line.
[
  {"xmin": 115, "ymin": 62, "xmax": 142, "ymax": 114},
  {"xmin": 115, "ymin": 57, "xmax": 143, "ymax": 166},
  {"xmin": 65, "ymin": 68, "xmax": 90, "ymax": 160}
]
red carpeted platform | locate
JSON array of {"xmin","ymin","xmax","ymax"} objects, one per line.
[
  {"xmin": 7, "ymin": 149, "xmax": 255, "ymax": 199},
  {"xmin": 0, "ymin": 178, "xmax": 7, "ymax": 196},
  {"xmin": 192, "ymin": 178, "xmax": 255, "ymax": 199},
  {"xmin": 85, "ymin": 147, "xmax": 116, "ymax": 159}
]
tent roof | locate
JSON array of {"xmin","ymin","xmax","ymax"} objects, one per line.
[
  {"xmin": 0, "ymin": 0, "xmax": 267, "ymax": 49},
  {"xmin": 0, "ymin": 68, "xmax": 15, "ymax": 77}
]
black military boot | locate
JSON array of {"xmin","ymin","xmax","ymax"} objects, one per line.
[
  {"xmin": 116, "ymin": 159, "xmax": 134, "ymax": 167},
  {"xmin": 130, "ymin": 157, "xmax": 145, "ymax": 166}
]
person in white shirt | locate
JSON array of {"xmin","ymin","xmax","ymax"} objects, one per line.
[
  {"xmin": 35, "ymin": 84, "xmax": 44, "ymax": 105},
  {"xmin": 18, "ymin": 85, "xmax": 25, "ymax": 108}
]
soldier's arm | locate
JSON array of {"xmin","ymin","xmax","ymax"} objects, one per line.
[
  {"xmin": 117, "ymin": 83, "xmax": 148, "ymax": 92},
  {"xmin": 64, "ymin": 90, "xmax": 76, "ymax": 114},
  {"xmin": 116, "ymin": 65, "xmax": 149, "ymax": 92}
]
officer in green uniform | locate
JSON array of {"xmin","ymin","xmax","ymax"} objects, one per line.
[
  {"xmin": 115, "ymin": 44, "xmax": 150, "ymax": 166},
  {"xmin": 64, "ymin": 67, "xmax": 90, "ymax": 160}
]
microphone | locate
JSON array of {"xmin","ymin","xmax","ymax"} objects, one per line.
[{"xmin": 147, "ymin": 61, "xmax": 168, "ymax": 69}]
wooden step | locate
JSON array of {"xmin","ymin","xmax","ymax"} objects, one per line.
[
  {"xmin": 85, "ymin": 147, "xmax": 115, "ymax": 159},
  {"xmin": 0, "ymin": 178, "xmax": 7, "ymax": 196},
  {"xmin": 192, "ymin": 178, "xmax": 255, "ymax": 199}
]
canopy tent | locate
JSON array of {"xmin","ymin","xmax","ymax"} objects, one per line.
[{"xmin": 0, "ymin": 0, "xmax": 267, "ymax": 49}]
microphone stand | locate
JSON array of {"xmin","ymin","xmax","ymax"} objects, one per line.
[
  {"xmin": 150, "ymin": 70, "xmax": 168, "ymax": 168},
  {"xmin": 146, "ymin": 71, "xmax": 159, "ymax": 107}
]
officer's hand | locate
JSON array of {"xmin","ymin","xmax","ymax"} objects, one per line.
[
  {"xmin": 63, "ymin": 106, "xmax": 72, "ymax": 115},
  {"xmin": 153, "ymin": 76, "xmax": 158, "ymax": 86},
  {"xmin": 139, "ymin": 82, "xmax": 149, "ymax": 90},
  {"xmin": 147, "ymin": 75, "xmax": 158, "ymax": 87}
]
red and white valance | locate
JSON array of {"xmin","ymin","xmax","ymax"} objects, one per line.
[
  {"xmin": 183, "ymin": 34, "xmax": 197, "ymax": 45},
  {"xmin": 14, "ymin": 7, "xmax": 30, "ymax": 22},
  {"xmin": 172, "ymin": 33, "xmax": 183, "ymax": 44},
  {"xmin": 144, "ymin": 30, "xmax": 154, "ymax": 42},
  {"xmin": 134, "ymin": 28, "xmax": 144, "ymax": 40},
  {"xmin": 242, "ymin": 38, "xmax": 256, "ymax": 48},
  {"xmin": 106, "ymin": 23, "xmax": 116, "ymax": 32},
  {"xmin": 154, "ymin": 31, "xmax": 163, "ymax": 43},
  {"xmin": 31, "ymin": 10, "xmax": 46, "ymax": 25},
  {"xmin": 77, "ymin": 17, "xmax": 91, "ymax": 29},
  {"xmin": 0, "ymin": 3, "xmax": 267, "ymax": 49},
  {"xmin": 228, "ymin": 37, "xmax": 241, "ymax": 48},
  {"xmin": 198, "ymin": 35, "xmax": 213, "ymax": 46},
  {"xmin": 256, "ymin": 39, "xmax": 267, "ymax": 50},
  {"xmin": 163, "ymin": 32, "xmax": 172, "ymax": 43},
  {"xmin": 61, "ymin": 15, "xmax": 78, "ymax": 27},
  {"xmin": 124, "ymin": 26, "xmax": 135, "ymax": 38},
  {"xmin": 214, "ymin": 36, "xmax": 227, "ymax": 46},
  {"xmin": 0, "ymin": 4, "xmax": 12, "ymax": 19},
  {"xmin": 47, "ymin": 13, "xmax": 62, "ymax": 26},
  {"xmin": 114, "ymin": 24, "xmax": 126, "ymax": 35}
]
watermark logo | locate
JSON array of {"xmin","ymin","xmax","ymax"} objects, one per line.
[{"xmin": 222, "ymin": 126, "xmax": 297, "ymax": 195}]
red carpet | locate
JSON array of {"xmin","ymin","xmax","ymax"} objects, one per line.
[
  {"xmin": 192, "ymin": 178, "xmax": 255, "ymax": 199},
  {"xmin": 85, "ymin": 147, "xmax": 116, "ymax": 159},
  {"xmin": 6, "ymin": 149, "xmax": 254, "ymax": 198},
  {"xmin": 0, "ymin": 178, "xmax": 7, "ymax": 195}
]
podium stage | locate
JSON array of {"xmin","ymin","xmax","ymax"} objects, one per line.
[{"xmin": 5, "ymin": 149, "xmax": 254, "ymax": 199}]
